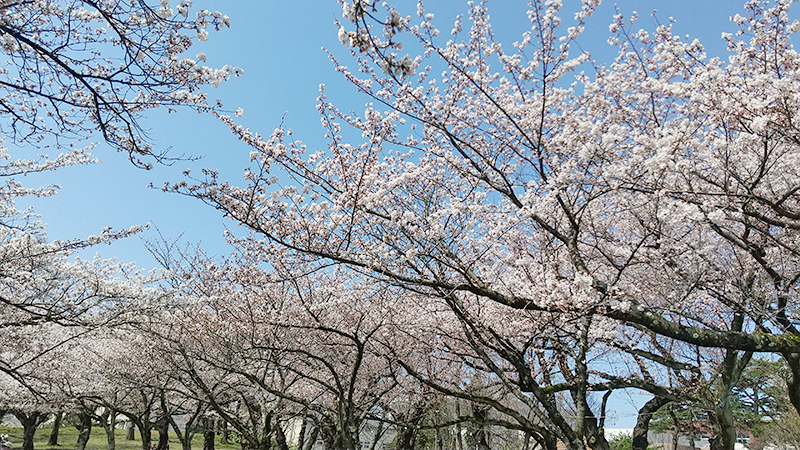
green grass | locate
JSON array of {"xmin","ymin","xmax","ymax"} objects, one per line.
[{"xmin": 0, "ymin": 426, "xmax": 242, "ymax": 450}]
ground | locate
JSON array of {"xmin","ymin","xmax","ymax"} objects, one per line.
[{"xmin": 0, "ymin": 426, "xmax": 243, "ymax": 450}]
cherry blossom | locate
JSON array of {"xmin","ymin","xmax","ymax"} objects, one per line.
[
  {"xmin": 0, "ymin": 0, "xmax": 240, "ymax": 168},
  {"xmin": 168, "ymin": 1, "xmax": 800, "ymax": 448}
]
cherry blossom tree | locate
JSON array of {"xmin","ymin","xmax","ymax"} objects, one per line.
[
  {"xmin": 146, "ymin": 243, "xmax": 404, "ymax": 450},
  {"xmin": 0, "ymin": 376, "xmax": 54, "ymax": 450},
  {"xmin": 171, "ymin": 0, "xmax": 800, "ymax": 434},
  {"xmin": 0, "ymin": 210, "xmax": 171, "ymax": 389},
  {"xmin": 0, "ymin": 0, "xmax": 240, "ymax": 167},
  {"xmin": 0, "ymin": 0, "xmax": 239, "ymax": 392}
]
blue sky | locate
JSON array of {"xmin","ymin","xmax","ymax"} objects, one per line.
[{"xmin": 18, "ymin": 0, "xmax": 776, "ymax": 427}]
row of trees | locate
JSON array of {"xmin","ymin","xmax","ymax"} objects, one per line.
[
  {"xmin": 3, "ymin": 0, "xmax": 800, "ymax": 450},
  {"xmin": 3, "ymin": 251, "xmax": 799, "ymax": 450}
]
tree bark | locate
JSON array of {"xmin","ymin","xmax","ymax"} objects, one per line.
[
  {"xmin": 218, "ymin": 421, "xmax": 228, "ymax": 445},
  {"xmin": 202, "ymin": 430, "xmax": 214, "ymax": 450},
  {"xmin": 48, "ymin": 411, "xmax": 64, "ymax": 446},
  {"xmin": 92, "ymin": 407, "xmax": 118, "ymax": 450},
  {"xmin": 126, "ymin": 421, "xmax": 136, "ymax": 441},
  {"xmin": 633, "ymin": 397, "xmax": 670, "ymax": 450},
  {"xmin": 75, "ymin": 411, "xmax": 93, "ymax": 450},
  {"xmin": 712, "ymin": 401, "xmax": 736, "ymax": 450},
  {"xmin": 782, "ymin": 353, "xmax": 800, "ymax": 426},
  {"xmin": 454, "ymin": 403, "xmax": 464, "ymax": 450},
  {"xmin": 155, "ymin": 418, "xmax": 169, "ymax": 450},
  {"xmin": 135, "ymin": 419, "xmax": 153, "ymax": 450},
  {"xmin": 471, "ymin": 405, "xmax": 490, "ymax": 450},
  {"xmin": 14, "ymin": 411, "xmax": 47, "ymax": 450}
]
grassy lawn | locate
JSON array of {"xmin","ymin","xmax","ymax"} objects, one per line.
[{"xmin": 0, "ymin": 426, "xmax": 242, "ymax": 450}]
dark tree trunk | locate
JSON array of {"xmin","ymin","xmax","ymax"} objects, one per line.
[
  {"xmin": 48, "ymin": 411, "xmax": 64, "ymax": 446},
  {"xmin": 471, "ymin": 406, "xmax": 490, "ymax": 450},
  {"xmin": 393, "ymin": 404, "xmax": 427, "ymax": 450},
  {"xmin": 95, "ymin": 408, "xmax": 118, "ymax": 450},
  {"xmin": 135, "ymin": 420, "xmax": 153, "ymax": 450},
  {"xmin": 75, "ymin": 411, "xmax": 93, "ymax": 450},
  {"xmin": 164, "ymin": 397, "xmax": 203, "ymax": 450},
  {"xmin": 633, "ymin": 397, "xmax": 670, "ymax": 450},
  {"xmin": 126, "ymin": 422, "xmax": 136, "ymax": 441},
  {"xmin": 395, "ymin": 424, "xmax": 418, "ymax": 450},
  {"xmin": 712, "ymin": 340, "xmax": 751, "ymax": 450},
  {"xmin": 218, "ymin": 421, "xmax": 228, "ymax": 445},
  {"xmin": 453, "ymin": 403, "xmax": 464, "ymax": 450},
  {"xmin": 712, "ymin": 401, "xmax": 736, "ymax": 450},
  {"xmin": 202, "ymin": 430, "xmax": 214, "ymax": 450},
  {"xmin": 106, "ymin": 422, "xmax": 117, "ymax": 450},
  {"xmin": 575, "ymin": 390, "xmax": 611, "ymax": 450},
  {"xmin": 155, "ymin": 418, "xmax": 169, "ymax": 450},
  {"xmin": 23, "ymin": 422, "xmax": 37, "ymax": 450},
  {"xmin": 14, "ymin": 411, "xmax": 48, "ymax": 450},
  {"xmin": 318, "ymin": 422, "xmax": 336, "ymax": 450},
  {"xmin": 543, "ymin": 432, "xmax": 559, "ymax": 450},
  {"xmin": 368, "ymin": 421, "xmax": 384, "ymax": 450},
  {"xmin": 783, "ymin": 353, "xmax": 800, "ymax": 428}
]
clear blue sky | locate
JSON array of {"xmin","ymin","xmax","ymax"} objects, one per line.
[{"xmin": 18, "ymin": 0, "xmax": 775, "ymax": 427}]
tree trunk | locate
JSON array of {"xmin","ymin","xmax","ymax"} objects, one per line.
[
  {"xmin": 783, "ymin": 353, "xmax": 800, "ymax": 427},
  {"xmin": 126, "ymin": 421, "xmax": 136, "ymax": 441},
  {"xmin": 368, "ymin": 421, "xmax": 384, "ymax": 450},
  {"xmin": 393, "ymin": 405, "xmax": 426, "ymax": 450},
  {"xmin": 14, "ymin": 411, "xmax": 46, "ymax": 450},
  {"xmin": 155, "ymin": 418, "xmax": 169, "ymax": 450},
  {"xmin": 542, "ymin": 432, "xmax": 559, "ymax": 450},
  {"xmin": 106, "ymin": 423, "xmax": 117, "ymax": 450},
  {"xmin": 218, "ymin": 422, "xmax": 228, "ymax": 445},
  {"xmin": 48, "ymin": 411, "xmax": 64, "ymax": 446},
  {"xmin": 668, "ymin": 408, "xmax": 682, "ymax": 450},
  {"xmin": 471, "ymin": 406, "xmax": 490, "ymax": 450},
  {"xmin": 395, "ymin": 426, "xmax": 418, "ymax": 450},
  {"xmin": 75, "ymin": 411, "xmax": 93, "ymax": 450},
  {"xmin": 582, "ymin": 409, "xmax": 611, "ymax": 450},
  {"xmin": 98, "ymin": 410, "xmax": 118, "ymax": 450},
  {"xmin": 136, "ymin": 421, "xmax": 152, "ymax": 450},
  {"xmin": 633, "ymin": 397, "xmax": 670, "ymax": 450},
  {"xmin": 202, "ymin": 430, "xmax": 215, "ymax": 450},
  {"xmin": 23, "ymin": 421, "xmax": 37, "ymax": 450},
  {"xmin": 712, "ymin": 343, "xmax": 751, "ymax": 450},
  {"xmin": 319, "ymin": 422, "xmax": 336, "ymax": 450},
  {"xmin": 712, "ymin": 401, "xmax": 736, "ymax": 450}
]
